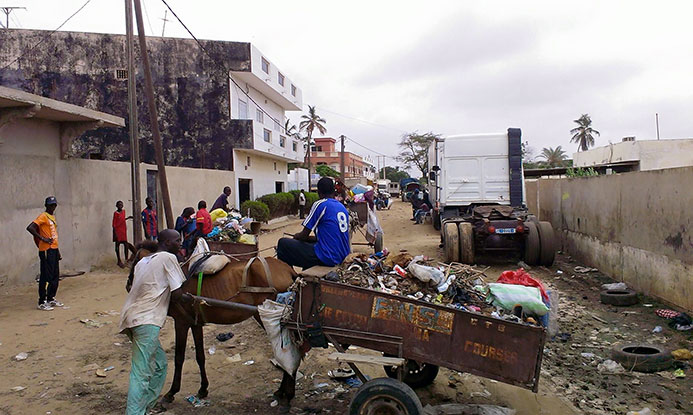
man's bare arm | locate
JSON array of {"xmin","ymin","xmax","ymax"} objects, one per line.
[{"xmin": 293, "ymin": 226, "xmax": 316, "ymax": 243}]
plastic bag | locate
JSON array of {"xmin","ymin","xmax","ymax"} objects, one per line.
[
  {"xmin": 497, "ymin": 269, "xmax": 548, "ymax": 302},
  {"xmin": 485, "ymin": 283, "xmax": 549, "ymax": 316},
  {"xmin": 366, "ymin": 208, "xmax": 383, "ymax": 243},
  {"xmin": 238, "ymin": 234, "xmax": 256, "ymax": 245},
  {"xmin": 257, "ymin": 300, "xmax": 301, "ymax": 375},
  {"xmin": 210, "ymin": 208, "xmax": 228, "ymax": 223},
  {"xmin": 407, "ymin": 262, "xmax": 444, "ymax": 286},
  {"xmin": 352, "ymin": 184, "xmax": 368, "ymax": 194}
]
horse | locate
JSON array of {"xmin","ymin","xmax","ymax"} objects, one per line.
[{"xmin": 126, "ymin": 240, "xmax": 298, "ymax": 407}]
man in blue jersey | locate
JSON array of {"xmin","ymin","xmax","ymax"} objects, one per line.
[{"xmin": 277, "ymin": 177, "xmax": 350, "ymax": 269}]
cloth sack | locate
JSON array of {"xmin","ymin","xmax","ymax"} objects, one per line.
[{"xmin": 258, "ymin": 299, "xmax": 301, "ymax": 375}]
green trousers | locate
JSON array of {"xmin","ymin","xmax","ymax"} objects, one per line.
[{"xmin": 125, "ymin": 324, "xmax": 167, "ymax": 415}]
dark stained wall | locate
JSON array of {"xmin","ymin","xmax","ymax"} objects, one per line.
[{"xmin": 0, "ymin": 29, "xmax": 253, "ymax": 170}]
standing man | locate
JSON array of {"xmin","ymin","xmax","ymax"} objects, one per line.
[
  {"xmin": 277, "ymin": 178, "xmax": 350, "ymax": 269},
  {"xmin": 113, "ymin": 200, "xmax": 134, "ymax": 268},
  {"xmin": 195, "ymin": 200, "xmax": 213, "ymax": 236},
  {"xmin": 298, "ymin": 189, "xmax": 306, "ymax": 219},
  {"xmin": 119, "ymin": 229, "xmax": 190, "ymax": 415},
  {"xmin": 211, "ymin": 186, "xmax": 232, "ymax": 212},
  {"xmin": 142, "ymin": 197, "xmax": 158, "ymax": 240},
  {"xmin": 26, "ymin": 196, "xmax": 62, "ymax": 311}
]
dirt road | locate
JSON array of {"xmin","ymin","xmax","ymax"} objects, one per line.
[{"xmin": 1, "ymin": 200, "xmax": 690, "ymax": 414}]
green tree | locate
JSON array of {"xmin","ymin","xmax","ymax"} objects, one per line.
[
  {"xmin": 539, "ymin": 146, "xmax": 568, "ymax": 167},
  {"xmin": 397, "ymin": 132, "xmax": 440, "ymax": 179},
  {"xmin": 570, "ymin": 114, "xmax": 600, "ymax": 152},
  {"xmin": 378, "ymin": 166, "xmax": 410, "ymax": 182},
  {"xmin": 299, "ymin": 105, "xmax": 327, "ymax": 190},
  {"xmin": 315, "ymin": 164, "xmax": 340, "ymax": 178}
]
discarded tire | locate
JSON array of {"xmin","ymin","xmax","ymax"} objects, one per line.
[
  {"xmin": 611, "ymin": 344, "xmax": 673, "ymax": 373},
  {"xmin": 537, "ymin": 221, "xmax": 556, "ymax": 266},
  {"xmin": 600, "ymin": 289, "xmax": 639, "ymax": 306},
  {"xmin": 524, "ymin": 222, "xmax": 541, "ymax": 265},
  {"xmin": 349, "ymin": 377, "xmax": 423, "ymax": 415},
  {"xmin": 383, "ymin": 358, "xmax": 440, "ymax": 389}
]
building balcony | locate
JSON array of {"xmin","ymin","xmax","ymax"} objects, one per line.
[{"xmin": 230, "ymin": 119, "xmax": 304, "ymax": 163}]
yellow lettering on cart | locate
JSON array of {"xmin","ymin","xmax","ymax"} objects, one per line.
[
  {"xmin": 371, "ymin": 297, "xmax": 454, "ymax": 335},
  {"xmin": 464, "ymin": 340, "xmax": 517, "ymax": 364}
]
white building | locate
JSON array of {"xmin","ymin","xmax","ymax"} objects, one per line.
[
  {"xmin": 573, "ymin": 138, "xmax": 693, "ymax": 172},
  {"xmin": 229, "ymin": 45, "xmax": 304, "ymax": 206}
]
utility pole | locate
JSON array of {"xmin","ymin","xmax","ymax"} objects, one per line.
[
  {"xmin": 133, "ymin": 0, "xmax": 174, "ymax": 228},
  {"xmin": 125, "ymin": 0, "xmax": 142, "ymax": 243},
  {"xmin": 160, "ymin": 10, "xmax": 169, "ymax": 37},
  {"xmin": 1, "ymin": 6, "xmax": 25, "ymax": 29},
  {"xmin": 656, "ymin": 113, "xmax": 660, "ymax": 140},
  {"xmin": 339, "ymin": 134, "xmax": 345, "ymax": 183}
]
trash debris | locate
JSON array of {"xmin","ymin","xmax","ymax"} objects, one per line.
[
  {"xmin": 652, "ymin": 326, "xmax": 663, "ymax": 333},
  {"xmin": 208, "ymin": 346, "xmax": 216, "ymax": 355},
  {"xmin": 81, "ymin": 363, "xmax": 100, "ymax": 372},
  {"xmin": 185, "ymin": 395, "xmax": 210, "ymax": 407},
  {"xmin": 673, "ymin": 368, "xmax": 685, "ymax": 378},
  {"xmin": 10, "ymin": 386, "xmax": 26, "ymax": 392},
  {"xmin": 14, "ymin": 352, "xmax": 28, "ymax": 361},
  {"xmin": 79, "ymin": 319, "xmax": 108, "ymax": 328},
  {"xmin": 344, "ymin": 376, "xmax": 363, "ymax": 388},
  {"xmin": 574, "ymin": 266, "xmax": 598, "ymax": 273},
  {"xmin": 95, "ymin": 369, "xmax": 108, "ymax": 377},
  {"xmin": 597, "ymin": 359, "xmax": 625, "ymax": 374},
  {"xmin": 243, "ymin": 360, "xmax": 255, "ymax": 365},
  {"xmin": 671, "ymin": 349, "xmax": 692, "ymax": 360},
  {"xmin": 556, "ymin": 270, "xmax": 563, "ymax": 275},
  {"xmin": 580, "ymin": 352, "xmax": 596, "ymax": 359},
  {"xmin": 328, "ymin": 368, "xmax": 355, "ymax": 379},
  {"xmin": 655, "ymin": 309, "xmax": 680, "ymax": 319},
  {"xmin": 470, "ymin": 389, "xmax": 492, "ymax": 398},
  {"xmin": 225, "ymin": 353, "xmax": 242, "ymax": 363},
  {"xmin": 517, "ymin": 261, "xmax": 531, "ymax": 270},
  {"xmin": 94, "ymin": 310, "xmax": 119, "ymax": 317},
  {"xmin": 216, "ymin": 332, "xmax": 234, "ymax": 342},
  {"xmin": 423, "ymin": 403, "xmax": 516, "ymax": 415},
  {"xmin": 314, "ymin": 382, "xmax": 329, "ymax": 389},
  {"xmin": 601, "ymin": 282, "xmax": 627, "ymax": 290},
  {"xmin": 626, "ymin": 408, "xmax": 651, "ymax": 415},
  {"xmin": 669, "ymin": 312, "xmax": 693, "ymax": 331},
  {"xmin": 270, "ymin": 400, "xmax": 279, "ymax": 407}
]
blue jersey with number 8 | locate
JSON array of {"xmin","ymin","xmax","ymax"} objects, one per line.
[{"xmin": 302, "ymin": 198, "xmax": 351, "ymax": 266}]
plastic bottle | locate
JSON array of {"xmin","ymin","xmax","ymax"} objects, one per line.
[{"xmin": 626, "ymin": 408, "xmax": 651, "ymax": 415}]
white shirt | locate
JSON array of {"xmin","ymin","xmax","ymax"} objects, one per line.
[
  {"xmin": 119, "ymin": 252, "xmax": 186, "ymax": 332},
  {"xmin": 298, "ymin": 193, "xmax": 306, "ymax": 206}
]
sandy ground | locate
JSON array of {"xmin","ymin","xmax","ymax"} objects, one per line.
[{"xmin": 1, "ymin": 200, "xmax": 691, "ymax": 415}]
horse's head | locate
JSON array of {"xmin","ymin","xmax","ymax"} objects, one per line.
[{"xmin": 125, "ymin": 239, "xmax": 159, "ymax": 292}]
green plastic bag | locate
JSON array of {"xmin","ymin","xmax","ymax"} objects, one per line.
[{"xmin": 484, "ymin": 283, "xmax": 549, "ymax": 316}]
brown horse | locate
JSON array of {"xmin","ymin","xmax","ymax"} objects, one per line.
[{"xmin": 126, "ymin": 241, "xmax": 297, "ymax": 405}]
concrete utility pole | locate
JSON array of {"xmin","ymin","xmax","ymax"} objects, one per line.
[
  {"xmin": 656, "ymin": 113, "xmax": 660, "ymax": 140},
  {"xmin": 133, "ymin": 0, "xmax": 174, "ymax": 228},
  {"xmin": 1, "ymin": 6, "xmax": 25, "ymax": 29},
  {"xmin": 339, "ymin": 134, "xmax": 345, "ymax": 182},
  {"xmin": 160, "ymin": 10, "xmax": 168, "ymax": 37},
  {"xmin": 125, "ymin": 0, "xmax": 142, "ymax": 243}
]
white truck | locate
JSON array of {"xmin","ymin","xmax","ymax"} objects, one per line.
[{"xmin": 428, "ymin": 128, "xmax": 556, "ymax": 265}]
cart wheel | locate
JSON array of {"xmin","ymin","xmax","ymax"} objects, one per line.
[
  {"xmin": 349, "ymin": 377, "xmax": 422, "ymax": 415},
  {"xmin": 374, "ymin": 232, "xmax": 384, "ymax": 254},
  {"xmin": 458, "ymin": 222, "xmax": 475, "ymax": 264},
  {"xmin": 537, "ymin": 221, "xmax": 556, "ymax": 266},
  {"xmin": 524, "ymin": 221, "xmax": 540, "ymax": 265},
  {"xmin": 443, "ymin": 222, "xmax": 459, "ymax": 263},
  {"xmin": 383, "ymin": 359, "xmax": 440, "ymax": 389}
]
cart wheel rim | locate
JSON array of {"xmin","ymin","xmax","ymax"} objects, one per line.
[{"xmin": 360, "ymin": 395, "xmax": 408, "ymax": 415}]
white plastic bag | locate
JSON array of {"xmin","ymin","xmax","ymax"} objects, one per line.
[
  {"xmin": 407, "ymin": 262, "xmax": 444, "ymax": 286},
  {"xmin": 258, "ymin": 299, "xmax": 301, "ymax": 375},
  {"xmin": 366, "ymin": 208, "xmax": 383, "ymax": 243}
]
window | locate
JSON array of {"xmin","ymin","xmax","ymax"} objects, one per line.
[
  {"xmin": 291, "ymin": 84, "xmax": 296, "ymax": 96},
  {"xmin": 274, "ymin": 119, "xmax": 281, "ymax": 131},
  {"xmin": 280, "ymin": 135, "xmax": 286, "ymax": 147},
  {"xmin": 263, "ymin": 128, "xmax": 271, "ymax": 143},
  {"xmin": 256, "ymin": 109, "xmax": 264, "ymax": 123},
  {"xmin": 115, "ymin": 69, "xmax": 128, "ymax": 80},
  {"xmin": 273, "ymin": 162, "xmax": 277, "ymax": 170},
  {"xmin": 292, "ymin": 141, "xmax": 298, "ymax": 151},
  {"xmin": 238, "ymin": 99, "xmax": 248, "ymax": 119},
  {"xmin": 278, "ymin": 72, "xmax": 285, "ymax": 86},
  {"xmin": 261, "ymin": 57, "xmax": 270, "ymax": 74},
  {"xmin": 246, "ymin": 156, "xmax": 251, "ymax": 167}
]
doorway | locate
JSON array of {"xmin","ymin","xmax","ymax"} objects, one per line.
[
  {"xmin": 275, "ymin": 181, "xmax": 284, "ymax": 193},
  {"xmin": 239, "ymin": 179, "xmax": 251, "ymax": 204}
]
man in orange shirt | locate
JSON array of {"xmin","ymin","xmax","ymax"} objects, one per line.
[
  {"xmin": 26, "ymin": 196, "xmax": 63, "ymax": 311},
  {"xmin": 195, "ymin": 200, "xmax": 213, "ymax": 236}
]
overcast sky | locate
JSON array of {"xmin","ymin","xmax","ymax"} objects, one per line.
[{"xmin": 4, "ymin": 0, "xmax": 693, "ymax": 169}]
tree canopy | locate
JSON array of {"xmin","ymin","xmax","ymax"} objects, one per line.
[
  {"xmin": 397, "ymin": 132, "xmax": 440, "ymax": 179},
  {"xmin": 570, "ymin": 114, "xmax": 600, "ymax": 152},
  {"xmin": 539, "ymin": 146, "xmax": 569, "ymax": 167},
  {"xmin": 315, "ymin": 164, "xmax": 340, "ymax": 178},
  {"xmin": 378, "ymin": 166, "xmax": 410, "ymax": 182}
]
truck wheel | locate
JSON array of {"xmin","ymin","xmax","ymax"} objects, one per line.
[
  {"xmin": 443, "ymin": 222, "xmax": 459, "ymax": 263},
  {"xmin": 349, "ymin": 378, "xmax": 423, "ymax": 415},
  {"xmin": 384, "ymin": 359, "xmax": 440, "ymax": 389},
  {"xmin": 374, "ymin": 232, "xmax": 384, "ymax": 254},
  {"xmin": 537, "ymin": 221, "xmax": 556, "ymax": 266},
  {"xmin": 432, "ymin": 210, "xmax": 441, "ymax": 231},
  {"xmin": 458, "ymin": 222, "xmax": 475, "ymax": 264},
  {"xmin": 524, "ymin": 222, "xmax": 541, "ymax": 265}
]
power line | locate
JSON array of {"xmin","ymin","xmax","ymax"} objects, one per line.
[
  {"xmin": 1, "ymin": 0, "xmax": 92, "ymax": 71},
  {"xmin": 141, "ymin": 0, "xmax": 155, "ymax": 35},
  {"xmin": 315, "ymin": 106, "xmax": 407, "ymax": 134}
]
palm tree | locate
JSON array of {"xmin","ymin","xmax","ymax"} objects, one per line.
[
  {"xmin": 299, "ymin": 105, "xmax": 327, "ymax": 190},
  {"xmin": 570, "ymin": 114, "xmax": 600, "ymax": 152},
  {"xmin": 283, "ymin": 119, "xmax": 299, "ymax": 139},
  {"xmin": 539, "ymin": 146, "xmax": 568, "ymax": 167}
]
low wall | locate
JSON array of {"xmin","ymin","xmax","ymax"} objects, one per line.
[{"xmin": 527, "ymin": 168, "xmax": 693, "ymax": 311}]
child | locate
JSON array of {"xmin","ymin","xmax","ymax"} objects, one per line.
[{"xmin": 113, "ymin": 201, "xmax": 134, "ymax": 268}]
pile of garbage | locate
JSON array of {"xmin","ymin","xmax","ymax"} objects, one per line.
[{"xmin": 204, "ymin": 208, "xmax": 257, "ymax": 245}]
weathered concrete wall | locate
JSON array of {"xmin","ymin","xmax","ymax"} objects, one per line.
[
  {"xmin": 0, "ymin": 29, "xmax": 252, "ymax": 170},
  {"xmin": 531, "ymin": 169, "xmax": 693, "ymax": 311},
  {"xmin": 1, "ymin": 118, "xmax": 236, "ymax": 286}
]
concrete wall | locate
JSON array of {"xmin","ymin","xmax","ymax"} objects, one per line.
[
  {"xmin": 233, "ymin": 149, "xmax": 287, "ymax": 206},
  {"xmin": 528, "ymin": 168, "xmax": 693, "ymax": 311},
  {"xmin": 573, "ymin": 139, "xmax": 693, "ymax": 171},
  {"xmin": 1, "ymin": 118, "xmax": 236, "ymax": 286}
]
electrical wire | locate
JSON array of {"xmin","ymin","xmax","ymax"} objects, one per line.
[
  {"xmin": 316, "ymin": 106, "xmax": 407, "ymax": 134},
  {"xmin": 141, "ymin": 0, "xmax": 156, "ymax": 36},
  {"xmin": 345, "ymin": 136, "xmax": 391, "ymax": 158},
  {"xmin": 1, "ymin": 0, "xmax": 93, "ymax": 71}
]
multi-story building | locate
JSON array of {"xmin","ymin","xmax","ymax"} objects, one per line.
[
  {"xmin": 0, "ymin": 29, "xmax": 304, "ymax": 207},
  {"xmin": 309, "ymin": 137, "xmax": 376, "ymax": 179}
]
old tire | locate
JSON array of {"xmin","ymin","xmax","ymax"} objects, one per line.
[
  {"xmin": 443, "ymin": 222, "xmax": 460, "ymax": 263},
  {"xmin": 600, "ymin": 289, "xmax": 639, "ymax": 306},
  {"xmin": 349, "ymin": 378, "xmax": 423, "ymax": 415},
  {"xmin": 432, "ymin": 210, "xmax": 441, "ymax": 231},
  {"xmin": 537, "ymin": 221, "xmax": 556, "ymax": 266},
  {"xmin": 524, "ymin": 221, "xmax": 541, "ymax": 265},
  {"xmin": 611, "ymin": 344, "xmax": 673, "ymax": 373},
  {"xmin": 383, "ymin": 359, "xmax": 440, "ymax": 389},
  {"xmin": 374, "ymin": 232, "xmax": 384, "ymax": 254},
  {"xmin": 458, "ymin": 222, "xmax": 475, "ymax": 264}
]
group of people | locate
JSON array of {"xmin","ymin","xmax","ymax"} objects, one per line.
[
  {"xmin": 411, "ymin": 188, "xmax": 433, "ymax": 224},
  {"xmin": 28, "ymin": 177, "xmax": 351, "ymax": 414}
]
